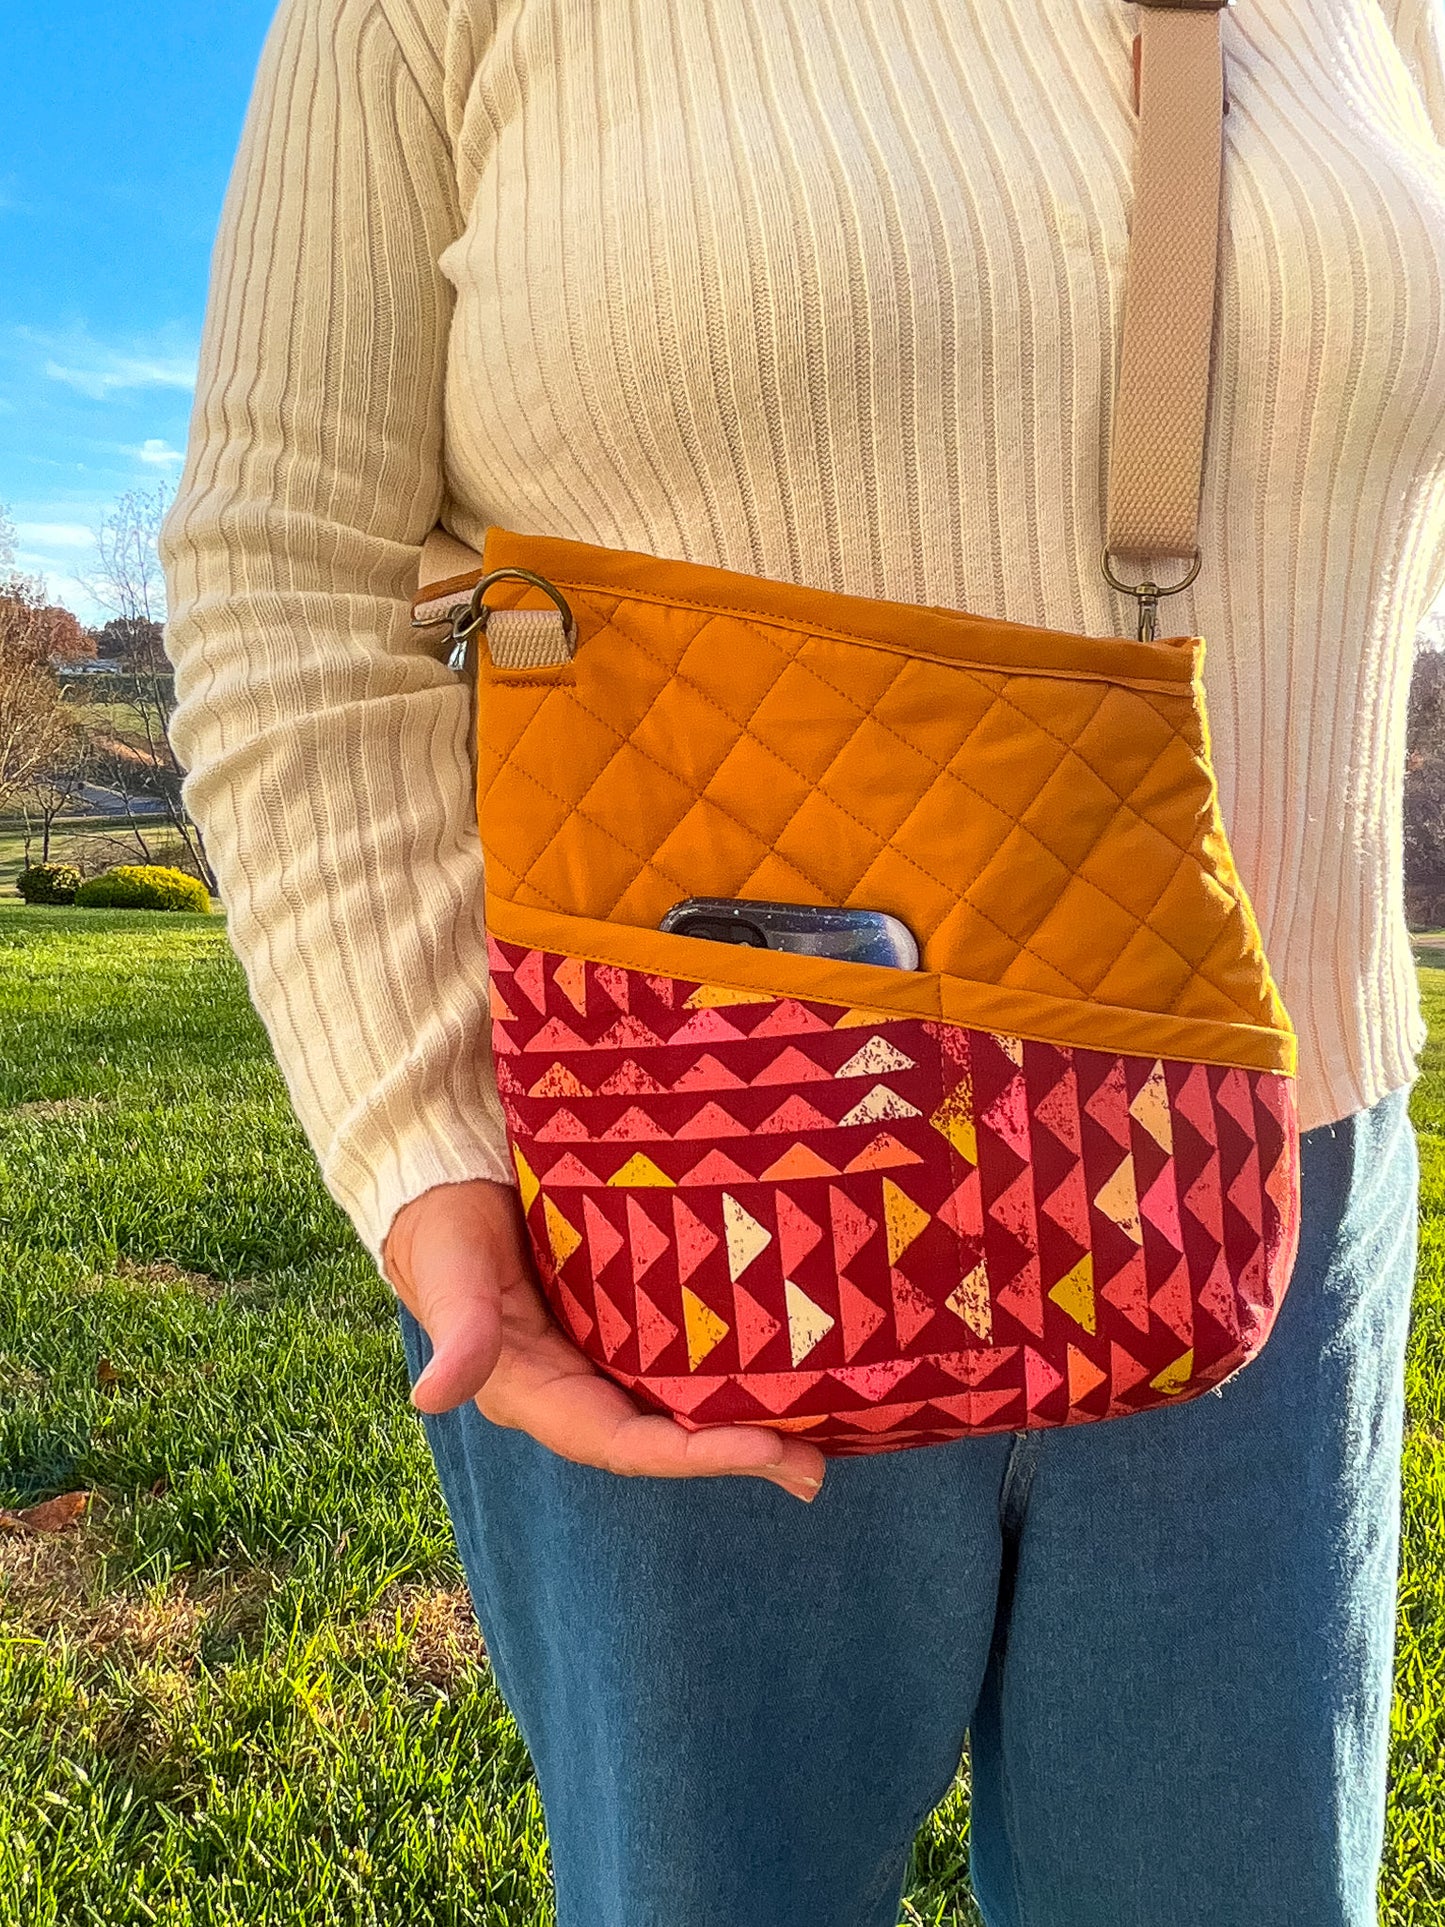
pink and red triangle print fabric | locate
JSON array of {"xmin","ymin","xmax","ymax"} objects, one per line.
[{"xmin": 489, "ymin": 937, "xmax": 1300, "ymax": 1455}]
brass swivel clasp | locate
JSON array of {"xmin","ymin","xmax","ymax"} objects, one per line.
[{"xmin": 1100, "ymin": 547, "xmax": 1202, "ymax": 643}]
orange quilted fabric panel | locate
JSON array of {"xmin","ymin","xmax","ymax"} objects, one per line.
[{"xmin": 469, "ymin": 527, "xmax": 1293, "ymax": 1068}]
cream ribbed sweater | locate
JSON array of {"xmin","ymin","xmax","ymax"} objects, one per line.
[{"xmin": 160, "ymin": 0, "xmax": 1445, "ymax": 1264}]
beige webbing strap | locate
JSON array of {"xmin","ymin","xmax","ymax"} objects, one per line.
[
  {"xmin": 482, "ymin": 605, "xmax": 577, "ymax": 669},
  {"xmin": 1105, "ymin": 1, "xmax": 1230, "ymax": 624},
  {"xmin": 417, "ymin": 1, "xmax": 1232, "ymax": 647}
]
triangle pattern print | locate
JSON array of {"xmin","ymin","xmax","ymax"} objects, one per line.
[{"xmin": 490, "ymin": 940, "xmax": 1300, "ymax": 1455}]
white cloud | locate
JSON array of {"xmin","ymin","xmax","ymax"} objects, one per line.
[
  {"xmin": 44, "ymin": 575, "xmax": 102, "ymax": 620},
  {"xmin": 16, "ymin": 520, "xmax": 93, "ymax": 550},
  {"xmin": 136, "ymin": 437, "xmax": 185, "ymax": 467},
  {"xmin": 7, "ymin": 511, "xmax": 104, "ymax": 621},
  {"xmin": 46, "ymin": 353, "xmax": 196, "ymax": 400},
  {"xmin": 17, "ymin": 323, "xmax": 198, "ymax": 401},
  {"xmin": 11, "ymin": 553, "xmax": 104, "ymax": 623}
]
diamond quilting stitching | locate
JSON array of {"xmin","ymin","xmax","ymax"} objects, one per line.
[
  {"xmin": 604, "ymin": 613, "xmax": 855, "ymax": 910},
  {"xmin": 505, "ymin": 606, "xmax": 789, "ymax": 914},
  {"xmin": 702, "ymin": 647, "xmax": 1099, "ymax": 990},
  {"xmin": 779, "ymin": 647, "xmax": 1107, "ymax": 998},
  {"xmin": 479, "ymin": 587, "xmax": 1274, "ymax": 1033},
  {"xmin": 795, "ymin": 642, "xmax": 1253, "ymax": 1014},
  {"xmin": 593, "ymin": 605, "xmax": 930, "ymax": 909},
  {"xmin": 504, "ymin": 753, "xmax": 706, "ymax": 916},
  {"xmin": 819, "ymin": 644, "xmax": 1264, "ymax": 1020},
  {"xmin": 792, "ymin": 647, "xmax": 1106, "ymax": 995},
  {"xmin": 794, "ymin": 648, "xmax": 1166, "ymax": 997}
]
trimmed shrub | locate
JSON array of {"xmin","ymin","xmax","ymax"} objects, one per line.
[
  {"xmin": 73, "ymin": 865, "xmax": 212, "ymax": 914},
  {"xmin": 15, "ymin": 863, "xmax": 82, "ymax": 905}
]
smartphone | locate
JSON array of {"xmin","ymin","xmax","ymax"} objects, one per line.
[{"xmin": 659, "ymin": 897, "xmax": 920, "ymax": 971}]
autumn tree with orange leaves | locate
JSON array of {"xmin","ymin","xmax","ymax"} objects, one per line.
[{"xmin": 0, "ymin": 508, "xmax": 93, "ymax": 811}]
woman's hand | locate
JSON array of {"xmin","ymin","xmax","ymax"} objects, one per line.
[{"xmin": 383, "ymin": 1179, "xmax": 826, "ymax": 1502}]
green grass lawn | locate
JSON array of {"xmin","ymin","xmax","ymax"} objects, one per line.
[{"xmin": 0, "ymin": 906, "xmax": 1440, "ymax": 1924}]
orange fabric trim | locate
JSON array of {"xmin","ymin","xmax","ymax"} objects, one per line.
[
  {"xmin": 485, "ymin": 897, "xmax": 1297, "ymax": 1076},
  {"xmin": 477, "ymin": 525, "xmax": 1203, "ymax": 689}
]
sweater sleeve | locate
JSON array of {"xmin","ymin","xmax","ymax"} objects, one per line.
[
  {"xmin": 159, "ymin": 0, "xmax": 511, "ymax": 1266},
  {"xmin": 1381, "ymin": 0, "xmax": 1445, "ymax": 144}
]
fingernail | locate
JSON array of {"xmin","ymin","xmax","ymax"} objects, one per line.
[
  {"xmin": 411, "ymin": 1364, "xmax": 435, "ymax": 1402},
  {"xmin": 770, "ymin": 1472, "xmax": 822, "ymax": 1504}
]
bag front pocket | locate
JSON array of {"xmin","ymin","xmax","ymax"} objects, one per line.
[{"xmin": 488, "ymin": 926, "xmax": 1299, "ymax": 1456}]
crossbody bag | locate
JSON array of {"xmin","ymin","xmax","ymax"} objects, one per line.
[{"xmin": 410, "ymin": 0, "xmax": 1300, "ymax": 1455}]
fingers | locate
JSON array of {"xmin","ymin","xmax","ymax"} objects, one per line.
[
  {"xmin": 385, "ymin": 1180, "xmax": 829, "ymax": 1500},
  {"xmin": 384, "ymin": 1181, "xmax": 518, "ymax": 1414},
  {"xmin": 478, "ymin": 1334, "xmax": 827, "ymax": 1501},
  {"xmin": 409, "ymin": 1270, "xmax": 502, "ymax": 1414}
]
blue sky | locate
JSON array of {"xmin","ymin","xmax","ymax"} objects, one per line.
[{"xmin": 0, "ymin": 0, "xmax": 277, "ymax": 620}]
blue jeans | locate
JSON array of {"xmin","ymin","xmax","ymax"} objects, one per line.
[{"xmin": 398, "ymin": 1089, "xmax": 1418, "ymax": 1926}]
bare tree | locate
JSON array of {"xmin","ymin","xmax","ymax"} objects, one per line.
[
  {"xmin": 89, "ymin": 728, "xmax": 185, "ymax": 864},
  {"xmin": 0, "ymin": 551, "xmax": 92, "ymax": 813},
  {"xmin": 89, "ymin": 486, "xmax": 170, "ymax": 629},
  {"xmin": 76, "ymin": 484, "xmax": 215, "ymax": 889},
  {"xmin": 0, "ymin": 657, "xmax": 76, "ymax": 812},
  {"xmin": 18, "ymin": 720, "xmax": 92, "ymax": 863}
]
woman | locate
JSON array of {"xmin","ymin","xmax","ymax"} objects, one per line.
[{"xmin": 159, "ymin": 2, "xmax": 1445, "ymax": 1922}]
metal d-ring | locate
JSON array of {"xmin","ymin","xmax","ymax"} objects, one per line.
[
  {"xmin": 1100, "ymin": 546, "xmax": 1202, "ymax": 643},
  {"xmin": 447, "ymin": 566, "xmax": 578, "ymax": 669}
]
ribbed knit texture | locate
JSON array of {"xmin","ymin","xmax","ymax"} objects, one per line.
[{"xmin": 160, "ymin": 0, "xmax": 1445, "ymax": 1265}]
